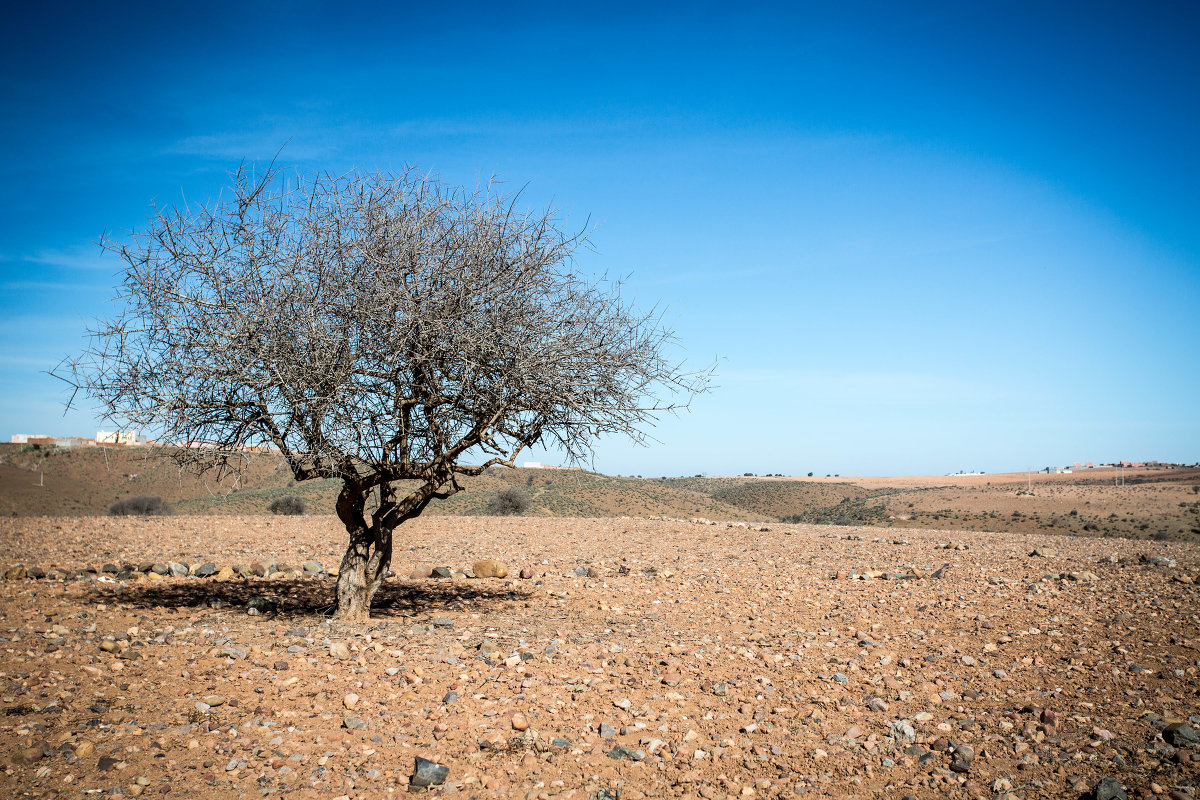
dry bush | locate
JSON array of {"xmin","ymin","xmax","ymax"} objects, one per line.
[
  {"xmin": 268, "ymin": 496, "xmax": 308, "ymax": 516},
  {"xmin": 487, "ymin": 488, "xmax": 529, "ymax": 516},
  {"xmin": 108, "ymin": 495, "xmax": 172, "ymax": 516}
]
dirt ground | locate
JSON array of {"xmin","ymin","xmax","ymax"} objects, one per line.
[{"xmin": 1, "ymin": 515, "xmax": 1199, "ymax": 800}]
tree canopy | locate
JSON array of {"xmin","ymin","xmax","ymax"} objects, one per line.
[{"xmin": 59, "ymin": 163, "xmax": 710, "ymax": 618}]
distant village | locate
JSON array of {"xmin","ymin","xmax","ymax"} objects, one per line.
[
  {"xmin": 10, "ymin": 431, "xmax": 150, "ymax": 448},
  {"xmin": 8, "ymin": 432, "xmax": 274, "ymax": 453}
]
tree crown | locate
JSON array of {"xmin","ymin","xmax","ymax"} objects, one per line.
[{"xmin": 59, "ymin": 164, "xmax": 709, "ymax": 488}]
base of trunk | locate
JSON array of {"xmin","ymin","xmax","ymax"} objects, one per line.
[{"xmin": 335, "ymin": 536, "xmax": 375, "ymax": 621}]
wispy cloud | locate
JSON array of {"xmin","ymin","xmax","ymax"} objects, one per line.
[
  {"xmin": 2, "ymin": 280, "xmax": 109, "ymax": 292},
  {"xmin": 719, "ymin": 367, "xmax": 1029, "ymax": 406},
  {"xmin": 167, "ymin": 132, "xmax": 330, "ymax": 162},
  {"xmin": 25, "ymin": 245, "xmax": 118, "ymax": 272},
  {"xmin": 0, "ymin": 353, "xmax": 60, "ymax": 369}
]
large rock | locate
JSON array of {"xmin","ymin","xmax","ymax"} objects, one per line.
[
  {"xmin": 194, "ymin": 563, "xmax": 218, "ymax": 577},
  {"xmin": 473, "ymin": 559, "xmax": 509, "ymax": 579},
  {"xmin": 410, "ymin": 756, "xmax": 448, "ymax": 788},
  {"xmin": 1163, "ymin": 722, "xmax": 1200, "ymax": 748}
]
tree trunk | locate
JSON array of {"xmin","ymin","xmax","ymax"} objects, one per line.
[
  {"xmin": 334, "ymin": 481, "xmax": 376, "ymax": 622},
  {"xmin": 332, "ymin": 477, "xmax": 448, "ymax": 621},
  {"xmin": 335, "ymin": 526, "xmax": 374, "ymax": 622}
]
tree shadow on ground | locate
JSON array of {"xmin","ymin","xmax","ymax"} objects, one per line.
[{"xmin": 97, "ymin": 577, "xmax": 528, "ymax": 621}]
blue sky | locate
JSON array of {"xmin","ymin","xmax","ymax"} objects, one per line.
[{"xmin": 2, "ymin": 1, "xmax": 1197, "ymax": 476}]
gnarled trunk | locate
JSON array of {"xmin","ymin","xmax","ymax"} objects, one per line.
[
  {"xmin": 335, "ymin": 525, "xmax": 376, "ymax": 622},
  {"xmin": 334, "ymin": 482, "xmax": 381, "ymax": 622},
  {"xmin": 332, "ymin": 476, "xmax": 454, "ymax": 621}
]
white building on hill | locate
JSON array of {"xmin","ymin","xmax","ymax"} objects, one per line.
[{"xmin": 96, "ymin": 430, "xmax": 149, "ymax": 446}]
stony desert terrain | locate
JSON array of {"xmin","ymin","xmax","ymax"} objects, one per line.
[{"xmin": 1, "ymin": 515, "xmax": 1199, "ymax": 800}]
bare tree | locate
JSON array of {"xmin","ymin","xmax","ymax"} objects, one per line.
[{"xmin": 57, "ymin": 163, "xmax": 709, "ymax": 620}]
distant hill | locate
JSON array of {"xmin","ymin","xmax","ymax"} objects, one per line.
[
  {"xmin": 0, "ymin": 444, "xmax": 760, "ymax": 521},
  {"xmin": 3, "ymin": 444, "xmax": 1197, "ymax": 541},
  {"xmin": 664, "ymin": 477, "xmax": 870, "ymax": 519}
]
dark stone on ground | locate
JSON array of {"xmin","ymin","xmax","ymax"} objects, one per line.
[
  {"xmin": 410, "ymin": 756, "xmax": 449, "ymax": 788},
  {"xmin": 1164, "ymin": 723, "xmax": 1200, "ymax": 748},
  {"xmin": 1093, "ymin": 777, "xmax": 1128, "ymax": 800}
]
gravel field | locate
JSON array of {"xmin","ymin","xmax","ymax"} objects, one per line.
[{"xmin": 1, "ymin": 515, "xmax": 1199, "ymax": 799}]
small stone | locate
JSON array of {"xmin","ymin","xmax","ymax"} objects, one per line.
[
  {"xmin": 442, "ymin": 691, "xmax": 458, "ymax": 704},
  {"xmin": 519, "ymin": 566, "xmax": 535, "ymax": 579},
  {"xmin": 213, "ymin": 565, "xmax": 235, "ymax": 581},
  {"xmin": 433, "ymin": 617, "xmax": 454, "ymax": 629},
  {"xmin": 600, "ymin": 722, "xmax": 617, "ymax": 739},
  {"xmin": 167, "ymin": 562, "xmax": 188, "ymax": 577},
  {"xmin": 203, "ymin": 695, "xmax": 225, "ymax": 707},
  {"xmin": 410, "ymin": 756, "xmax": 449, "ymax": 788},
  {"xmin": 473, "ymin": 559, "xmax": 509, "ymax": 578},
  {"xmin": 712, "ymin": 682, "xmax": 728, "ymax": 696},
  {"xmin": 431, "ymin": 566, "xmax": 453, "ymax": 578},
  {"xmin": 512, "ymin": 712, "xmax": 528, "ymax": 731},
  {"xmin": 273, "ymin": 660, "xmax": 289, "ymax": 671},
  {"xmin": 246, "ymin": 595, "xmax": 281, "ymax": 614},
  {"xmin": 194, "ymin": 562, "xmax": 217, "ymax": 577},
  {"xmin": 1029, "ymin": 548, "xmax": 1057, "ymax": 558},
  {"xmin": 98, "ymin": 756, "xmax": 121, "ymax": 772},
  {"xmin": 225, "ymin": 758, "xmax": 239, "ymax": 771},
  {"xmin": 949, "ymin": 760, "xmax": 971, "ymax": 773},
  {"xmin": 572, "ymin": 565, "xmax": 589, "ymax": 577},
  {"xmin": 329, "ymin": 641, "xmax": 351, "ymax": 660},
  {"xmin": 342, "ymin": 715, "xmax": 367, "ymax": 730},
  {"xmin": 832, "ymin": 672, "xmax": 848, "ymax": 684},
  {"xmin": 303, "ymin": 561, "xmax": 323, "ymax": 573},
  {"xmin": 608, "ymin": 744, "xmax": 637, "ymax": 761},
  {"xmin": 343, "ymin": 693, "xmax": 359, "ymax": 709},
  {"xmin": 1093, "ymin": 777, "xmax": 1128, "ymax": 800},
  {"xmin": 150, "ymin": 563, "xmax": 168, "ymax": 575}
]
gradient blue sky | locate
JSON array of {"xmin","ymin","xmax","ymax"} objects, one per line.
[{"xmin": 2, "ymin": 1, "xmax": 1197, "ymax": 476}]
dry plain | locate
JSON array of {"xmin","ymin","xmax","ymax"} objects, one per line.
[{"xmin": 1, "ymin": 509, "xmax": 1199, "ymax": 800}]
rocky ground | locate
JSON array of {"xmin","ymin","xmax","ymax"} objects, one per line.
[{"xmin": 1, "ymin": 515, "xmax": 1199, "ymax": 800}]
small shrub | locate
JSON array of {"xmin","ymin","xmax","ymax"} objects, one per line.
[
  {"xmin": 108, "ymin": 495, "xmax": 172, "ymax": 516},
  {"xmin": 487, "ymin": 488, "xmax": 529, "ymax": 516},
  {"xmin": 268, "ymin": 496, "xmax": 307, "ymax": 515},
  {"xmin": 781, "ymin": 497, "xmax": 888, "ymax": 526}
]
